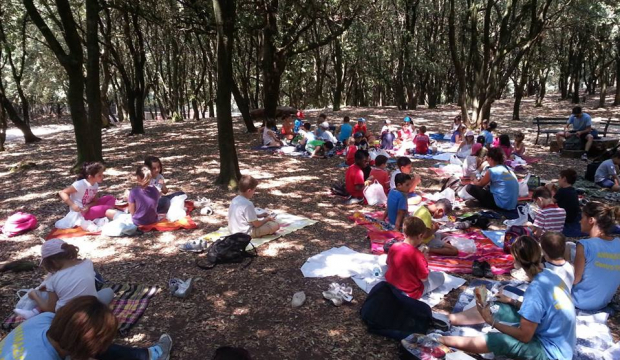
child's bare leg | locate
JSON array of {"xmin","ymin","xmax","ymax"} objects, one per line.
[
  {"xmin": 105, "ymin": 209, "xmax": 119, "ymax": 220},
  {"xmin": 448, "ymin": 306, "xmax": 485, "ymax": 325},
  {"xmin": 438, "ymin": 336, "xmax": 489, "ymax": 353},
  {"xmin": 429, "ymin": 243, "xmax": 458, "ymax": 256}
]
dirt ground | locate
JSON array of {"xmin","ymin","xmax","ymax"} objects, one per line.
[{"xmin": 1, "ymin": 92, "xmax": 619, "ymax": 359}]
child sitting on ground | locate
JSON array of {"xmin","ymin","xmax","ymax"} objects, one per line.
[
  {"xmin": 456, "ymin": 130, "xmax": 475, "ymax": 158},
  {"xmin": 354, "ymin": 131, "xmax": 369, "ymax": 151},
  {"xmin": 345, "ymin": 138, "xmax": 357, "ymax": 165},
  {"xmin": 496, "ymin": 134, "xmax": 513, "ymax": 159},
  {"xmin": 228, "ymin": 175, "xmax": 279, "ymax": 238},
  {"xmin": 353, "ymin": 118, "xmax": 368, "ymax": 138},
  {"xmin": 306, "ymin": 140, "xmax": 334, "ymax": 158},
  {"xmin": 476, "ymin": 135, "xmax": 488, "ymax": 158},
  {"xmin": 413, "ymin": 199, "xmax": 459, "ymax": 256},
  {"xmin": 385, "ymin": 216, "xmax": 445, "ymax": 299},
  {"xmin": 296, "ymin": 122, "xmax": 315, "ymax": 151},
  {"xmin": 514, "ymin": 131, "xmax": 526, "ymax": 157},
  {"xmin": 128, "ymin": 166, "xmax": 160, "ymax": 226},
  {"xmin": 481, "ymin": 121, "xmax": 497, "ymax": 148},
  {"xmin": 345, "ymin": 151, "xmax": 370, "ymax": 203},
  {"xmin": 451, "ymin": 115, "xmax": 463, "ymax": 143},
  {"xmin": 384, "ymin": 173, "xmax": 412, "ymax": 230},
  {"xmin": 316, "ymin": 121, "xmax": 337, "ymax": 143},
  {"xmin": 281, "ymin": 114, "xmax": 294, "ymax": 141},
  {"xmin": 540, "ymin": 232, "xmax": 574, "ymax": 290},
  {"xmin": 336, "ymin": 116, "xmax": 353, "ymax": 144},
  {"xmin": 531, "ymin": 187, "xmax": 566, "ymax": 238},
  {"xmin": 14, "ymin": 239, "xmax": 114, "ymax": 319},
  {"xmin": 262, "ymin": 119, "xmax": 283, "ymax": 147},
  {"xmin": 594, "ymin": 151, "xmax": 620, "ymax": 191},
  {"xmin": 413, "ymin": 125, "xmax": 432, "ymax": 154},
  {"xmin": 369, "ymin": 155, "xmax": 390, "ymax": 194},
  {"xmin": 145, "ymin": 156, "xmax": 185, "ymax": 213},
  {"xmin": 546, "ymin": 168, "xmax": 582, "ymax": 237},
  {"xmin": 380, "ymin": 119, "xmax": 396, "ymax": 150},
  {"xmin": 463, "ymin": 143, "xmax": 484, "ymax": 177},
  {"xmin": 389, "ymin": 157, "xmax": 422, "ymax": 203}
]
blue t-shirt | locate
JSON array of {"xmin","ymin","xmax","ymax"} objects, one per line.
[
  {"xmin": 568, "ymin": 112, "xmax": 592, "ymax": 131},
  {"xmin": 519, "ymin": 269, "xmax": 576, "ymax": 360},
  {"xmin": 387, "ymin": 189, "xmax": 408, "ymax": 225},
  {"xmin": 572, "ymin": 237, "xmax": 620, "ymax": 311},
  {"xmin": 488, "ymin": 165, "xmax": 518, "ymax": 210},
  {"xmin": 338, "ymin": 123, "xmax": 353, "ymax": 143},
  {"xmin": 293, "ymin": 119, "xmax": 303, "ymax": 133},
  {"xmin": 0, "ymin": 313, "xmax": 61, "ymax": 360},
  {"xmin": 482, "ymin": 130, "xmax": 494, "ymax": 146}
]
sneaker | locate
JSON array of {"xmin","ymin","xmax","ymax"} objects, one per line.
[
  {"xmin": 337, "ymin": 284, "xmax": 353, "ymax": 302},
  {"xmin": 581, "ymin": 153, "xmax": 588, "ymax": 161},
  {"xmin": 169, "ymin": 278, "xmax": 193, "ymax": 298},
  {"xmin": 322, "ymin": 283, "xmax": 345, "ymax": 306},
  {"xmin": 194, "ymin": 197, "xmax": 212, "ymax": 208},
  {"xmin": 178, "ymin": 239, "xmax": 208, "ymax": 252},
  {"xmin": 483, "ymin": 262, "xmax": 494, "ymax": 279},
  {"xmin": 149, "ymin": 333, "xmax": 173, "ymax": 360},
  {"xmin": 472, "ymin": 260, "xmax": 484, "ymax": 277}
]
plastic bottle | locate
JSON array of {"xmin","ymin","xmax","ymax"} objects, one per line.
[{"xmin": 372, "ymin": 266, "xmax": 382, "ymax": 277}]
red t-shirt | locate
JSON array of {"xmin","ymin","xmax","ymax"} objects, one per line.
[
  {"xmin": 353, "ymin": 124, "xmax": 367, "ymax": 136},
  {"xmin": 369, "ymin": 168, "xmax": 390, "ymax": 194},
  {"xmin": 345, "ymin": 145, "xmax": 357, "ymax": 165},
  {"xmin": 414, "ymin": 134, "xmax": 430, "ymax": 154},
  {"xmin": 385, "ymin": 242, "xmax": 429, "ymax": 299},
  {"xmin": 345, "ymin": 164, "xmax": 365, "ymax": 198}
]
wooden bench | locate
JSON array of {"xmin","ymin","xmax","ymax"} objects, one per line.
[
  {"xmin": 533, "ymin": 117, "xmax": 566, "ymax": 145},
  {"xmin": 591, "ymin": 117, "xmax": 620, "ymax": 154}
]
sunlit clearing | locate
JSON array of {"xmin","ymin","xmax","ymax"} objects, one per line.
[
  {"xmin": 104, "ymin": 168, "xmax": 128, "ymax": 176},
  {"xmin": 4, "ymin": 191, "xmax": 57, "ymax": 202},
  {"xmin": 270, "ymin": 189, "xmax": 302, "ymax": 198},
  {"xmin": 262, "ymin": 241, "xmax": 304, "ymax": 257},
  {"xmin": 262, "ymin": 175, "xmax": 318, "ymax": 188}
]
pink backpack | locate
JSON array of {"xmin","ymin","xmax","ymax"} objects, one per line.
[{"xmin": 1, "ymin": 212, "xmax": 38, "ymax": 237}]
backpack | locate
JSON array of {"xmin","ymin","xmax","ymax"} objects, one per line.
[
  {"xmin": 196, "ymin": 233, "xmax": 256, "ymax": 269},
  {"xmin": 440, "ymin": 175, "xmax": 462, "ymax": 193},
  {"xmin": 503, "ymin": 225, "xmax": 534, "ymax": 253},
  {"xmin": 1, "ymin": 212, "xmax": 37, "ymax": 237},
  {"xmin": 585, "ymin": 161, "xmax": 602, "ymax": 182},
  {"xmin": 563, "ymin": 136, "xmax": 583, "ymax": 150},
  {"xmin": 360, "ymin": 281, "xmax": 432, "ymax": 340}
]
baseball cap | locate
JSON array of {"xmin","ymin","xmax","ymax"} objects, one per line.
[
  {"xmin": 465, "ymin": 130, "xmax": 474, "ymax": 137},
  {"xmin": 354, "ymin": 132, "xmax": 364, "ymax": 138},
  {"xmin": 320, "ymin": 121, "xmax": 329, "ymax": 129},
  {"xmin": 472, "ymin": 143, "xmax": 483, "ymax": 155},
  {"xmin": 385, "ymin": 119, "xmax": 391, "ymax": 124},
  {"xmin": 357, "ymin": 118, "xmax": 366, "ymax": 123},
  {"xmin": 41, "ymin": 239, "xmax": 66, "ymax": 263},
  {"xmin": 403, "ymin": 116, "xmax": 412, "ymax": 123}
]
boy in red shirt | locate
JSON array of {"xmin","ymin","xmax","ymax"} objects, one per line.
[
  {"xmin": 345, "ymin": 151, "xmax": 369, "ymax": 202},
  {"xmin": 345, "ymin": 138, "xmax": 358, "ymax": 166},
  {"xmin": 414, "ymin": 125, "xmax": 431, "ymax": 154},
  {"xmin": 352, "ymin": 118, "xmax": 368, "ymax": 137},
  {"xmin": 385, "ymin": 217, "xmax": 445, "ymax": 299},
  {"xmin": 369, "ymin": 155, "xmax": 390, "ymax": 194}
]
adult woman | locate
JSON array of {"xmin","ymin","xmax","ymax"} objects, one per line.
[
  {"xmin": 465, "ymin": 147, "xmax": 519, "ymax": 210},
  {"xmin": 439, "ymin": 236, "xmax": 576, "ymax": 360},
  {"xmin": 0, "ymin": 296, "xmax": 172, "ymax": 360},
  {"xmin": 570, "ymin": 202, "xmax": 620, "ymax": 311}
]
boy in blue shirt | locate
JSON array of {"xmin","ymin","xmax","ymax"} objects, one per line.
[
  {"xmin": 336, "ymin": 116, "xmax": 353, "ymax": 144},
  {"xmin": 481, "ymin": 121, "xmax": 497, "ymax": 148},
  {"xmin": 384, "ymin": 173, "xmax": 412, "ymax": 231}
]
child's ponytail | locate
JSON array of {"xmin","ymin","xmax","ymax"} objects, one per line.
[
  {"xmin": 136, "ymin": 166, "xmax": 152, "ymax": 188},
  {"xmin": 77, "ymin": 162, "xmax": 104, "ymax": 180},
  {"xmin": 583, "ymin": 202, "xmax": 620, "ymax": 235},
  {"xmin": 510, "ymin": 236, "xmax": 543, "ymax": 279}
]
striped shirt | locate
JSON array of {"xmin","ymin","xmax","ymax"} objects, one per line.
[{"xmin": 534, "ymin": 205, "xmax": 566, "ymax": 233}]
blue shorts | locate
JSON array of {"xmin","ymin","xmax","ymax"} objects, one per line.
[{"xmin": 597, "ymin": 179, "xmax": 615, "ymax": 188}]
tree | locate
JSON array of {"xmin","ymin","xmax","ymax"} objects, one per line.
[{"xmin": 213, "ymin": 0, "xmax": 241, "ymax": 187}]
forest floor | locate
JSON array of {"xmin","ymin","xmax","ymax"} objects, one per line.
[{"xmin": 1, "ymin": 92, "xmax": 619, "ymax": 359}]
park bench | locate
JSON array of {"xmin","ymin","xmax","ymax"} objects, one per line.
[
  {"xmin": 591, "ymin": 117, "xmax": 620, "ymax": 154},
  {"xmin": 533, "ymin": 117, "xmax": 566, "ymax": 145}
]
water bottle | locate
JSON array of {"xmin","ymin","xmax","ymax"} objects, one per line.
[{"xmin": 372, "ymin": 266, "xmax": 382, "ymax": 277}]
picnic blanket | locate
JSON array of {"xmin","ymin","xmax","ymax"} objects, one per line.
[
  {"xmin": 202, "ymin": 211, "xmax": 317, "ymax": 248},
  {"xmin": 448, "ymin": 280, "xmax": 618, "ymax": 360},
  {"xmin": 2, "ymin": 283, "xmax": 158, "ymax": 336},
  {"xmin": 300, "ymin": 246, "xmax": 466, "ymax": 308},
  {"xmin": 349, "ymin": 211, "xmax": 515, "ymax": 274},
  {"xmin": 45, "ymin": 201, "xmax": 197, "ymax": 240}
]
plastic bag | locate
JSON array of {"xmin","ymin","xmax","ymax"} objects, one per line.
[
  {"xmin": 449, "ymin": 154, "xmax": 463, "ymax": 166},
  {"xmin": 101, "ymin": 213, "xmax": 138, "ymax": 236},
  {"xmin": 425, "ymin": 188, "xmax": 455, "ymax": 203},
  {"xmin": 518, "ymin": 174, "xmax": 530, "ymax": 197},
  {"xmin": 447, "ymin": 236, "xmax": 476, "ymax": 253},
  {"xmin": 457, "ymin": 186, "xmax": 474, "ymax": 200},
  {"xmin": 364, "ymin": 181, "xmax": 388, "ymax": 206},
  {"xmin": 54, "ymin": 211, "xmax": 84, "ymax": 229},
  {"xmin": 167, "ymin": 194, "xmax": 188, "ymax": 221},
  {"xmin": 15, "ymin": 289, "xmax": 49, "ymax": 310}
]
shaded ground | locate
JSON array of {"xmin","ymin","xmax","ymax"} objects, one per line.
[{"xmin": 1, "ymin": 92, "xmax": 619, "ymax": 359}]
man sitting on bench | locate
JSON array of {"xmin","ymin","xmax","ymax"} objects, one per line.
[{"xmin": 556, "ymin": 106, "xmax": 597, "ymax": 161}]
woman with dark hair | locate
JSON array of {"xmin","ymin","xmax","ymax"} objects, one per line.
[
  {"xmin": 569, "ymin": 202, "xmax": 620, "ymax": 311},
  {"xmin": 464, "ymin": 147, "xmax": 519, "ymax": 210},
  {"xmin": 439, "ymin": 236, "xmax": 576, "ymax": 360},
  {"xmin": 0, "ymin": 296, "xmax": 172, "ymax": 360}
]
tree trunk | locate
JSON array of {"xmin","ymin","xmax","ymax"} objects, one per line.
[
  {"xmin": 0, "ymin": 76, "xmax": 41, "ymax": 143},
  {"xmin": 0, "ymin": 106, "xmax": 6, "ymax": 151},
  {"xmin": 232, "ymin": 78, "xmax": 256, "ymax": 132},
  {"xmin": 332, "ymin": 37, "xmax": 344, "ymax": 111},
  {"xmin": 614, "ymin": 36, "xmax": 620, "ymax": 106},
  {"xmin": 85, "ymin": 0, "xmax": 102, "ymax": 155},
  {"xmin": 535, "ymin": 70, "xmax": 548, "ymax": 107},
  {"xmin": 513, "ymin": 63, "xmax": 529, "ymax": 120},
  {"xmin": 213, "ymin": 0, "xmax": 241, "ymax": 187}
]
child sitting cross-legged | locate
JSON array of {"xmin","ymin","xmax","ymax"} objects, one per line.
[
  {"xmin": 228, "ymin": 175, "xmax": 280, "ymax": 238},
  {"xmin": 384, "ymin": 173, "xmax": 413, "ymax": 230},
  {"xmin": 369, "ymin": 155, "xmax": 390, "ymax": 194},
  {"xmin": 14, "ymin": 239, "xmax": 114, "ymax": 320},
  {"xmin": 546, "ymin": 168, "xmax": 582, "ymax": 237},
  {"xmin": 413, "ymin": 199, "xmax": 459, "ymax": 256},
  {"xmin": 390, "ymin": 157, "xmax": 422, "ymax": 205},
  {"xmin": 385, "ymin": 216, "xmax": 445, "ymax": 299},
  {"xmin": 345, "ymin": 151, "xmax": 370, "ymax": 203},
  {"xmin": 531, "ymin": 187, "xmax": 566, "ymax": 238},
  {"xmin": 413, "ymin": 125, "xmax": 433, "ymax": 155},
  {"xmin": 540, "ymin": 231, "xmax": 574, "ymax": 291}
]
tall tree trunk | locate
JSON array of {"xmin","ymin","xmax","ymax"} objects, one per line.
[
  {"xmin": 614, "ymin": 36, "xmax": 620, "ymax": 106},
  {"xmin": 232, "ymin": 78, "xmax": 256, "ymax": 132},
  {"xmin": 513, "ymin": 62, "xmax": 529, "ymax": 120},
  {"xmin": 0, "ymin": 106, "xmax": 6, "ymax": 151},
  {"xmin": 213, "ymin": 0, "xmax": 241, "ymax": 187},
  {"xmin": 332, "ymin": 37, "xmax": 344, "ymax": 111},
  {"xmin": 85, "ymin": 0, "xmax": 102, "ymax": 155},
  {"xmin": 0, "ymin": 75, "xmax": 41, "ymax": 143},
  {"xmin": 535, "ymin": 70, "xmax": 548, "ymax": 107}
]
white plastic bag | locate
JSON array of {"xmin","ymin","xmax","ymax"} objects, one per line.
[
  {"xmin": 54, "ymin": 211, "xmax": 84, "ymax": 229},
  {"xmin": 457, "ymin": 186, "xmax": 474, "ymax": 200},
  {"xmin": 449, "ymin": 154, "xmax": 463, "ymax": 166},
  {"xmin": 101, "ymin": 213, "xmax": 138, "ymax": 236},
  {"xmin": 447, "ymin": 236, "xmax": 476, "ymax": 253},
  {"xmin": 518, "ymin": 174, "xmax": 530, "ymax": 197},
  {"xmin": 166, "ymin": 194, "xmax": 188, "ymax": 221},
  {"xmin": 425, "ymin": 188, "xmax": 456, "ymax": 203},
  {"xmin": 364, "ymin": 181, "xmax": 388, "ymax": 206},
  {"xmin": 15, "ymin": 289, "xmax": 49, "ymax": 310}
]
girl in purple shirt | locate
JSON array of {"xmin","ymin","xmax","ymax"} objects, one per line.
[{"xmin": 128, "ymin": 166, "xmax": 160, "ymax": 226}]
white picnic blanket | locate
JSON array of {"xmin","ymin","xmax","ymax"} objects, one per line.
[{"xmin": 301, "ymin": 246, "xmax": 466, "ymax": 308}]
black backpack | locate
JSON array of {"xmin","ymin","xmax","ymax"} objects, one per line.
[
  {"xmin": 564, "ymin": 136, "xmax": 583, "ymax": 150},
  {"xmin": 196, "ymin": 233, "xmax": 256, "ymax": 269},
  {"xmin": 585, "ymin": 161, "xmax": 602, "ymax": 182},
  {"xmin": 360, "ymin": 281, "xmax": 432, "ymax": 340}
]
